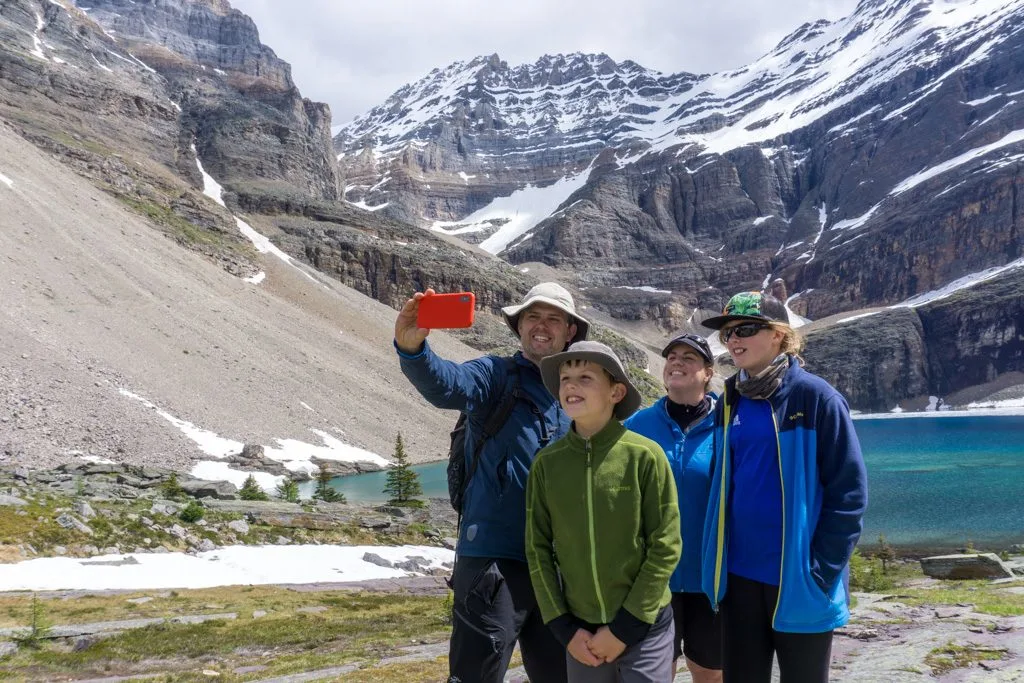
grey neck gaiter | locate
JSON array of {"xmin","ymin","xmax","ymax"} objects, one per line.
[{"xmin": 735, "ymin": 354, "xmax": 790, "ymax": 400}]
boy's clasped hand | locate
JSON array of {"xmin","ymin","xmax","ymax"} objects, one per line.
[{"xmin": 569, "ymin": 627, "xmax": 626, "ymax": 666}]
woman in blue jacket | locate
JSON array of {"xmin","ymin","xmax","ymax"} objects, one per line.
[
  {"xmin": 624, "ymin": 332, "xmax": 722, "ymax": 683},
  {"xmin": 700, "ymin": 291, "xmax": 868, "ymax": 683}
]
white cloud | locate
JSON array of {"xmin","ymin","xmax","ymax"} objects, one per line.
[{"xmin": 228, "ymin": 0, "xmax": 857, "ymax": 125}]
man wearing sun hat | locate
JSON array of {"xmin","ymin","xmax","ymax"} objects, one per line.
[{"xmin": 394, "ymin": 282, "xmax": 588, "ymax": 683}]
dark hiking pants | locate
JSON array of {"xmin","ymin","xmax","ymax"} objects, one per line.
[
  {"xmin": 448, "ymin": 556, "xmax": 567, "ymax": 683},
  {"xmin": 721, "ymin": 573, "xmax": 834, "ymax": 683}
]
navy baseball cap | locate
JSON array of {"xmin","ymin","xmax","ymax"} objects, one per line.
[{"xmin": 661, "ymin": 333, "xmax": 713, "ymax": 363}]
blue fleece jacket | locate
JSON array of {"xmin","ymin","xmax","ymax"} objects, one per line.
[
  {"xmin": 702, "ymin": 358, "xmax": 868, "ymax": 633},
  {"xmin": 397, "ymin": 340, "xmax": 570, "ymax": 562},
  {"xmin": 624, "ymin": 395, "xmax": 716, "ymax": 593}
]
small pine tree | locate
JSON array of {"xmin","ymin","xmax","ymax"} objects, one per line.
[
  {"xmin": 876, "ymin": 533, "xmax": 896, "ymax": 572},
  {"xmin": 275, "ymin": 478, "xmax": 300, "ymax": 503},
  {"xmin": 178, "ymin": 500, "xmax": 205, "ymax": 523},
  {"xmin": 13, "ymin": 594, "xmax": 50, "ymax": 649},
  {"xmin": 161, "ymin": 471, "xmax": 185, "ymax": 500},
  {"xmin": 239, "ymin": 474, "xmax": 270, "ymax": 501},
  {"xmin": 312, "ymin": 464, "xmax": 346, "ymax": 503},
  {"xmin": 384, "ymin": 432, "xmax": 423, "ymax": 507}
]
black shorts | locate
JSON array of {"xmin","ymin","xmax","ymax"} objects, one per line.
[{"xmin": 671, "ymin": 591, "xmax": 723, "ymax": 669}]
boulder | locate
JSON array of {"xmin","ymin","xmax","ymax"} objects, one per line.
[
  {"xmin": 178, "ymin": 479, "xmax": 238, "ymax": 500},
  {"xmin": 920, "ymin": 553, "xmax": 1016, "ymax": 580},
  {"xmin": 73, "ymin": 501, "xmax": 96, "ymax": 519},
  {"xmin": 225, "ymin": 444, "xmax": 290, "ymax": 477},
  {"xmin": 150, "ymin": 501, "xmax": 182, "ymax": 516},
  {"xmin": 227, "ymin": 520, "xmax": 250, "ymax": 535},
  {"xmin": 362, "ymin": 552, "xmax": 394, "ymax": 569},
  {"xmin": 55, "ymin": 513, "xmax": 92, "ymax": 536}
]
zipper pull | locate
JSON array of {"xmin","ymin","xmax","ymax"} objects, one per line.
[{"xmin": 586, "ymin": 439, "xmax": 592, "ymax": 468}]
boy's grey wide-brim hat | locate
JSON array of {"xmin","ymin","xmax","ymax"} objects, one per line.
[
  {"xmin": 502, "ymin": 282, "xmax": 590, "ymax": 345},
  {"xmin": 539, "ymin": 340, "xmax": 642, "ymax": 420}
]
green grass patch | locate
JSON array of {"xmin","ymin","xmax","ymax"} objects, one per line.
[
  {"xmin": 899, "ymin": 580, "xmax": 1024, "ymax": 617},
  {"xmin": 0, "ymin": 589, "xmax": 452, "ymax": 681},
  {"xmin": 924, "ymin": 641, "xmax": 1008, "ymax": 675},
  {"xmin": 116, "ymin": 196, "xmax": 225, "ymax": 248}
]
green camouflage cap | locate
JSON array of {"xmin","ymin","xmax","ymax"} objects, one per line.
[{"xmin": 701, "ymin": 291, "xmax": 789, "ymax": 330}]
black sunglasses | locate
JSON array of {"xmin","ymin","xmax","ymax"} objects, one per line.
[{"xmin": 721, "ymin": 322, "xmax": 771, "ymax": 342}]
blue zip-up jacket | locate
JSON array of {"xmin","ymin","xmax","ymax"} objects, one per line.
[
  {"xmin": 701, "ymin": 358, "xmax": 868, "ymax": 633},
  {"xmin": 624, "ymin": 395, "xmax": 716, "ymax": 593},
  {"xmin": 397, "ymin": 340, "xmax": 570, "ymax": 562}
]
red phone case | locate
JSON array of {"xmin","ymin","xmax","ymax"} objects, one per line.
[{"xmin": 417, "ymin": 292, "xmax": 476, "ymax": 329}]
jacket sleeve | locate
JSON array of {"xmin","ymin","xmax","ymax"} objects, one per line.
[
  {"xmin": 811, "ymin": 394, "xmax": 869, "ymax": 593},
  {"xmin": 395, "ymin": 339, "xmax": 500, "ymax": 413},
  {"xmin": 524, "ymin": 456, "xmax": 569, "ymax": 625},
  {"xmin": 619, "ymin": 446, "xmax": 681, "ymax": 624}
]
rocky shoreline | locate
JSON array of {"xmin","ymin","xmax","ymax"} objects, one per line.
[{"xmin": 0, "ymin": 463, "xmax": 457, "ymax": 564}]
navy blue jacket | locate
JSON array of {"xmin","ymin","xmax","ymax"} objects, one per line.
[
  {"xmin": 702, "ymin": 358, "xmax": 868, "ymax": 633},
  {"xmin": 397, "ymin": 340, "xmax": 570, "ymax": 562}
]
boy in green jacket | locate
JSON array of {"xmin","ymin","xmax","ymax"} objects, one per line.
[{"xmin": 526, "ymin": 340, "xmax": 681, "ymax": 682}]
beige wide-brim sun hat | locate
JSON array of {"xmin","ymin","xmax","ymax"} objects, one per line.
[
  {"xmin": 501, "ymin": 282, "xmax": 590, "ymax": 344},
  {"xmin": 540, "ymin": 340, "xmax": 642, "ymax": 420}
]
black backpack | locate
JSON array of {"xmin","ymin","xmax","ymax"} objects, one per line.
[{"xmin": 447, "ymin": 357, "xmax": 534, "ymax": 513}]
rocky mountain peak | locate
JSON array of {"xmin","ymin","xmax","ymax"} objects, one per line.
[{"xmin": 74, "ymin": 0, "xmax": 293, "ymax": 90}]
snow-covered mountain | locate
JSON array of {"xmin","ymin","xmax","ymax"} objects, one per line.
[
  {"xmin": 335, "ymin": 0, "xmax": 1024, "ymax": 317},
  {"xmin": 338, "ymin": 0, "xmax": 1020, "ymax": 163}
]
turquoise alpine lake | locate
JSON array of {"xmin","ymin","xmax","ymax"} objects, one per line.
[{"xmin": 318, "ymin": 414, "xmax": 1024, "ymax": 549}]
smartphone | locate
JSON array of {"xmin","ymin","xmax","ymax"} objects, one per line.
[{"xmin": 417, "ymin": 292, "xmax": 476, "ymax": 329}]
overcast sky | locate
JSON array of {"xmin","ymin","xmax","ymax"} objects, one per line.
[{"xmin": 228, "ymin": 0, "xmax": 859, "ymax": 128}]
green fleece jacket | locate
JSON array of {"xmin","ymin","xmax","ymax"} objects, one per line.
[{"xmin": 525, "ymin": 419, "xmax": 681, "ymax": 630}]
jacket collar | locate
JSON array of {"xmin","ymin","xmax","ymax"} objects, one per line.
[
  {"xmin": 657, "ymin": 394, "xmax": 718, "ymax": 433},
  {"xmin": 565, "ymin": 417, "xmax": 626, "ymax": 451}
]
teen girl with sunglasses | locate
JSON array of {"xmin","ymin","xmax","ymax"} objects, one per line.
[{"xmin": 700, "ymin": 292, "xmax": 868, "ymax": 683}]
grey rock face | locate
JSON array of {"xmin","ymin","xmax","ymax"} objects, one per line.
[
  {"xmin": 0, "ymin": 0, "xmax": 258, "ymax": 282},
  {"xmin": 802, "ymin": 268, "xmax": 1024, "ymax": 410},
  {"xmin": 80, "ymin": 0, "xmax": 340, "ymax": 203}
]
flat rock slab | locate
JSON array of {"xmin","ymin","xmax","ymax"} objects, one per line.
[
  {"xmin": 377, "ymin": 641, "xmax": 448, "ymax": 666},
  {"xmin": 0, "ymin": 613, "xmax": 237, "ymax": 639},
  {"xmin": 280, "ymin": 576, "xmax": 448, "ymax": 595},
  {"xmin": 251, "ymin": 665, "xmax": 360, "ymax": 683},
  {"xmin": 920, "ymin": 553, "xmax": 1016, "ymax": 580},
  {"xmin": 74, "ymin": 676, "xmax": 165, "ymax": 683}
]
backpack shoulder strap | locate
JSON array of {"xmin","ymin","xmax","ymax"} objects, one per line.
[
  {"xmin": 464, "ymin": 356, "xmax": 532, "ymax": 487},
  {"xmin": 479, "ymin": 356, "xmax": 526, "ymax": 438}
]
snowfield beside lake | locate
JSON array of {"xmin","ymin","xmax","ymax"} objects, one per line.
[{"xmin": 0, "ymin": 545, "xmax": 454, "ymax": 592}]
